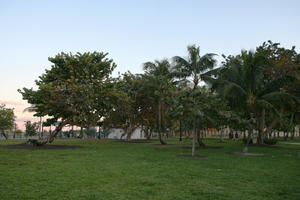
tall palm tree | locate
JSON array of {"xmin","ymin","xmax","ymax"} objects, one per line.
[
  {"xmin": 173, "ymin": 45, "xmax": 217, "ymax": 156},
  {"xmin": 204, "ymin": 50, "xmax": 299, "ymax": 148},
  {"xmin": 143, "ymin": 59, "xmax": 175, "ymax": 145}
]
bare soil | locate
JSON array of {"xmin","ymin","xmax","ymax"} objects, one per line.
[
  {"xmin": 181, "ymin": 146, "xmax": 222, "ymax": 149},
  {"xmin": 227, "ymin": 152, "xmax": 264, "ymax": 156},
  {"xmin": 114, "ymin": 139, "xmax": 155, "ymax": 143},
  {"xmin": 177, "ymin": 154, "xmax": 208, "ymax": 158},
  {"xmin": 0, "ymin": 144, "xmax": 83, "ymax": 150}
]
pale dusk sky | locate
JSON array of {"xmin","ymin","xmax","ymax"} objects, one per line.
[{"xmin": 1, "ymin": 0, "xmax": 300, "ymax": 129}]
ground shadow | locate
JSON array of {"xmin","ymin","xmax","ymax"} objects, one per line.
[
  {"xmin": 177, "ymin": 154, "xmax": 208, "ymax": 158},
  {"xmin": 227, "ymin": 152, "xmax": 264, "ymax": 156},
  {"xmin": 114, "ymin": 139, "xmax": 155, "ymax": 143},
  {"xmin": 180, "ymin": 146, "xmax": 222, "ymax": 150},
  {"xmin": 0, "ymin": 144, "xmax": 83, "ymax": 150}
]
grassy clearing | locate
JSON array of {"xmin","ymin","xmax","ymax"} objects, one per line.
[{"xmin": 0, "ymin": 138, "xmax": 299, "ymax": 200}]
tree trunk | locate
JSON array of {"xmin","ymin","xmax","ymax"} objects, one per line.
[
  {"xmin": 220, "ymin": 127, "xmax": 223, "ymax": 142},
  {"xmin": 1, "ymin": 130, "xmax": 7, "ymax": 140},
  {"xmin": 179, "ymin": 120, "xmax": 182, "ymax": 142},
  {"xmin": 298, "ymin": 123, "xmax": 300, "ymax": 140},
  {"xmin": 13, "ymin": 123, "xmax": 16, "ymax": 139},
  {"xmin": 158, "ymin": 99, "xmax": 166, "ymax": 145},
  {"xmin": 24, "ymin": 121, "xmax": 67, "ymax": 146},
  {"xmin": 126, "ymin": 125, "xmax": 138, "ymax": 140},
  {"xmin": 191, "ymin": 120, "xmax": 197, "ymax": 156},
  {"xmin": 257, "ymin": 109, "xmax": 265, "ymax": 145},
  {"xmin": 80, "ymin": 127, "xmax": 83, "ymax": 138},
  {"xmin": 242, "ymin": 129, "xmax": 252, "ymax": 153},
  {"xmin": 284, "ymin": 132, "xmax": 289, "ymax": 141},
  {"xmin": 196, "ymin": 120, "xmax": 205, "ymax": 147},
  {"xmin": 39, "ymin": 116, "xmax": 42, "ymax": 138}
]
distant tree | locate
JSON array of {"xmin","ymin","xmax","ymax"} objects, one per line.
[
  {"xmin": 143, "ymin": 59, "xmax": 176, "ymax": 145},
  {"xmin": 0, "ymin": 104, "xmax": 15, "ymax": 139},
  {"xmin": 24, "ymin": 121, "xmax": 39, "ymax": 137},
  {"xmin": 173, "ymin": 45, "xmax": 217, "ymax": 156},
  {"xmin": 18, "ymin": 51, "xmax": 116, "ymax": 145}
]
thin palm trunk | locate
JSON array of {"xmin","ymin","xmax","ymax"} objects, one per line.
[
  {"xmin": 257, "ymin": 109, "xmax": 265, "ymax": 145},
  {"xmin": 158, "ymin": 99, "xmax": 166, "ymax": 145},
  {"xmin": 179, "ymin": 119, "xmax": 182, "ymax": 142},
  {"xmin": 192, "ymin": 120, "xmax": 197, "ymax": 156},
  {"xmin": 39, "ymin": 116, "xmax": 42, "ymax": 138}
]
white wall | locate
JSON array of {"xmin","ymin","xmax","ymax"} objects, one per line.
[{"xmin": 107, "ymin": 127, "xmax": 145, "ymax": 139}]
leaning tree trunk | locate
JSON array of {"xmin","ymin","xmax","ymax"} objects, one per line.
[
  {"xmin": 158, "ymin": 99, "xmax": 166, "ymax": 145},
  {"xmin": 126, "ymin": 125, "xmax": 138, "ymax": 140},
  {"xmin": 24, "ymin": 121, "xmax": 67, "ymax": 146},
  {"xmin": 1, "ymin": 130, "xmax": 8, "ymax": 140}
]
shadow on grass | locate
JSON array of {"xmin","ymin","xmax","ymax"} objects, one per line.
[{"xmin": 0, "ymin": 143, "xmax": 83, "ymax": 150}]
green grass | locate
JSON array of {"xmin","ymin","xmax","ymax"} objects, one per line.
[{"xmin": 0, "ymin": 138, "xmax": 299, "ymax": 200}]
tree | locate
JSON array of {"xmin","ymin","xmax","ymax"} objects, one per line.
[
  {"xmin": 205, "ymin": 47, "xmax": 299, "ymax": 149},
  {"xmin": 143, "ymin": 59, "xmax": 176, "ymax": 145},
  {"xmin": 173, "ymin": 45, "xmax": 217, "ymax": 156},
  {"xmin": 0, "ymin": 104, "xmax": 15, "ymax": 139},
  {"xmin": 104, "ymin": 72, "xmax": 144, "ymax": 140},
  {"xmin": 18, "ymin": 51, "xmax": 116, "ymax": 145},
  {"xmin": 24, "ymin": 121, "xmax": 39, "ymax": 137}
]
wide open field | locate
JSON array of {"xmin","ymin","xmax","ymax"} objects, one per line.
[{"xmin": 0, "ymin": 138, "xmax": 299, "ymax": 200}]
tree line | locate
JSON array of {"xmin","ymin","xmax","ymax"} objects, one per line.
[{"xmin": 13, "ymin": 41, "xmax": 300, "ymax": 153}]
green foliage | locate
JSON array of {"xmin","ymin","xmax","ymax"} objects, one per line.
[
  {"xmin": 24, "ymin": 121, "xmax": 39, "ymax": 136},
  {"xmin": 18, "ymin": 51, "xmax": 117, "ymax": 133},
  {"xmin": 0, "ymin": 104, "xmax": 15, "ymax": 131},
  {"xmin": 204, "ymin": 44, "xmax": 299, "ymax": 144}
]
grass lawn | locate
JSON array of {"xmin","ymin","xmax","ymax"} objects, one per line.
[{"xmin": 0, "ymin": 138, "xmax": 299, "ymax": 200}]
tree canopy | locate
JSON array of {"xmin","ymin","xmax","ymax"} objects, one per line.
[
  {"xmin": 18, "ymin": 51, "xmax": 117, "ymax": 144},
  {"xmin": 0, "ymin": 104, "xmax": 15, "ymax": 139}
]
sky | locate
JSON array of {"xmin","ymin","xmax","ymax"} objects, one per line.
[{"xmin": 1, "ymin": 0, "xmax": 300, "ymax": 130}]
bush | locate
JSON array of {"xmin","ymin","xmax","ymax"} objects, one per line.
[{"xmin": 263, "ymin": 138, "xmax": 277, "ymax": 145}]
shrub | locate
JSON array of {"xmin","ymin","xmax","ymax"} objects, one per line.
[{"xmin": 264, "ymin": 138, "xmax": 277, "ymax": 145}]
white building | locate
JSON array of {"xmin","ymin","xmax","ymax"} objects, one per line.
[{"xmin": 107, "ymin": 127, "xmax": 145, "ymax": 139}]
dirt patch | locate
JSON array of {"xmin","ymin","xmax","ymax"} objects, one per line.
[
  {"xmin": 177, "ymin": 154, "xmax": 208, "ymax": 158},
  {"xmin": 151, "ymin": 143, "xmax": 177, "ymax": 146},
  {"xmin": 181, "ymin": 146, "xmax": 222, "ymax": 149},
  {"xmin": 114, "ymin": 139, "xmax": 154, "ymax": 143},
  {"xmin": 0, "ymin": 144, "xmax": 83, "ymax": 150},
  {"xmin": 248, "ymin": 144, "xmax": 278, "ymax": 148},
  {"xmin": 227, "ymin": 152, "xmax": 264, "ymax": 156}
]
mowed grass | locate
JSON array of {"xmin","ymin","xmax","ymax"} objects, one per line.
[{"xmin": 0, "ymin": 138, "xmax": 299, "ymax": 200}]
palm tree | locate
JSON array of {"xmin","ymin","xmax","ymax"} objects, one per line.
[
  {"xmin": 204, "ymin": 50, "xmax": 299, "ymax": 149},
  {"xmin": 173, "ymin": 45, "xmax": 217, "ymax": 156},
  {"xmin": 143, "ymin": 59, "xmax": 175, "ymax": 145}
]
